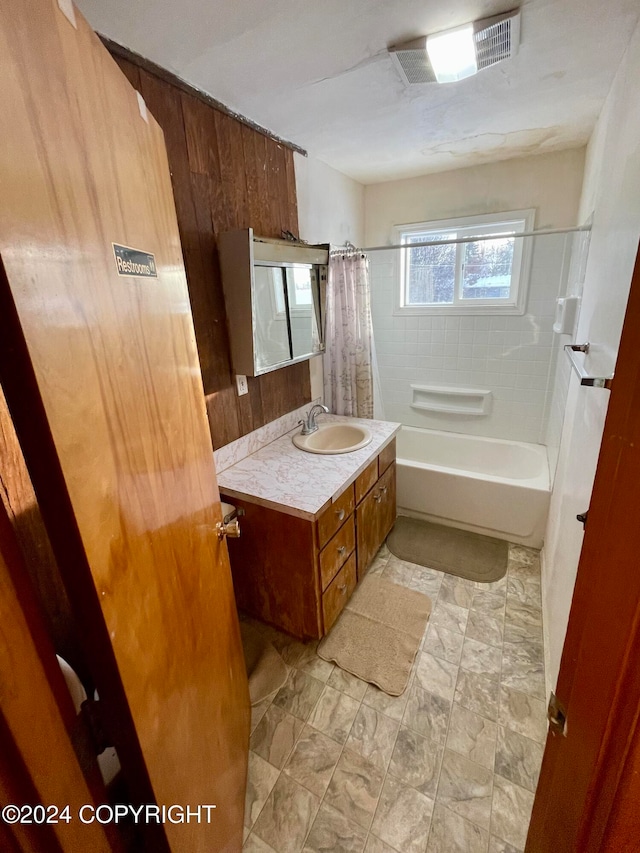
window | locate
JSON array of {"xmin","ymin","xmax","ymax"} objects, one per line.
[{"xmin": 395, "ymin": 210, "xmax": 534, "ymax": 315}]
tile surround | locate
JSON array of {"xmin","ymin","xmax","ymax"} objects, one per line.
[
  {"xmin": 369, "ymin": 235, "xmax": 572, "ymax": 445},
  {"xmin": 243, "ymin": 543, "xmax": 548, "ymax": 852}
]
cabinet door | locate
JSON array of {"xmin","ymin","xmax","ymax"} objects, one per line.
[
  {"xmin": 356, "ymin": 485, "xmax": 378, "ymax": 580},
  {"xmin": 356, "ymin": 462, "xmax": 396, "ymax": 580},
  {"xmin": 377, "ymin": 462, "xmax": 397, "ymax": 545}
]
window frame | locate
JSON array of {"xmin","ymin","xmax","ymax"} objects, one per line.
[{"xmin": 393, "ymin": 209, "xmax": 535, "ymax": 316}]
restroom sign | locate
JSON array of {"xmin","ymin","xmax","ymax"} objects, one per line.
[{"xmin": 112, "ymin": 243, "xmax": 157, "ymax": 278}]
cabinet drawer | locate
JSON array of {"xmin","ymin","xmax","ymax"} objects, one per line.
[
  {"xmin": 317, "ymin": 485, "xmax": 355, "ymax": 548},
  {"xmin": 355, "ymin": 459, "xmax": 378, "ymax": 504},
  {"xmin": 378, "ymin": 438, "xmax": 396, "ymax": 477},
  {"xmin": 322, "ymin": 552, "xmax": 357, "ymax": 633},
  {"xmin": 319, "ymin": 516, "xmax": 355, "ymax": 590}
]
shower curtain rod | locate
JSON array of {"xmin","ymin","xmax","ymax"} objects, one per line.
[{"xmin": 347, "ymin": 224, "xmax": 592, "ymax": 254}]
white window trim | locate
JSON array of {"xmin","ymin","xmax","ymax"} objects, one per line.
[{"xmin": 393, "ymin": 209, "xmax": 535, "ymax": 316}]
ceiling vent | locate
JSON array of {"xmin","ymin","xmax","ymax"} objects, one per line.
[
  {"xmin": 474, "ymin": 10, "xmax": 521, "ymax": 71},
  {"xmin": 389, "ymin": 37, "xmax": 437, "ymax": 85},
  {"xmin": 389, "ymin": 9, "xmax": 520, "ymax": 86}
]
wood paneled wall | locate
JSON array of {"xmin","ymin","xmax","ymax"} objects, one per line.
[{"xmin": 108, "ymin": 46, "xmax": 312, "ymax": 448}]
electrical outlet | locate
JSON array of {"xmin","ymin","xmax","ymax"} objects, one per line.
[{"xmin": 235, "ymin": 374, "xmax": 248, "ymax": 396}]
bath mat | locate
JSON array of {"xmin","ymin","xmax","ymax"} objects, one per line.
[
  {"xmin": 387, "ymin": 516, "xmax": 507, "ymax": 583},
  {"xmin": 240, "ymin": 621, "xmax": 289, "ymax": 706},
  {"xmin": 317, "ymin": 575, "xmax": 431, "ymax": 696}
]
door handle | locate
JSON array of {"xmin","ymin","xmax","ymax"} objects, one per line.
[
  {"xmin": 216, "ymin": 519, "xmax": 241, "ymax": 540},
  {"xmin": 576, "ymin": 511, "xmax": 588, "ymax": 529},
  {"xmin": 548, "ymin": 692, "xmax": 567, "ymax": 736}
]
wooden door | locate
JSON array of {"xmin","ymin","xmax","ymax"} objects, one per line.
[
  {"xmin": 526, "ymin": 242, "xmax": 640, "ymax": 851},
  {"xmin": 0, "ymin": 2, "xmax": 249, "ymax": 851},
  {"xmin": 0, "ymin": 500, "xmax": 118, "ymax": 853}
]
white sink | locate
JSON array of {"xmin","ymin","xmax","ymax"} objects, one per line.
[{"xmin": 292, "ymin": 423, "xmax": 373, "ymax": 454}]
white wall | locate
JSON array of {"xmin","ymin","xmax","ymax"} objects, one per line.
[
  {"xmin": 364, "ymin": 150, "xmax": 585, "ymax": 248},
  {"xmin": 365, "ymin": 150, "xmax": 585, "ymax": 442},
  {"xmin": 294, "ymin": 153, "xmax": 365, "ymax": 246},
  {"xmin": 543, "ymin": 19, "xmax": 640, "ymax": 690},
  {"xmin": 294, "ymin": 153, "xmax": 365, "ymax": 400}
]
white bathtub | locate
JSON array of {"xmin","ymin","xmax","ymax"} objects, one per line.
[{"xmin": 396, "ymin": 426, "xmax": 550, "ymax": 548}]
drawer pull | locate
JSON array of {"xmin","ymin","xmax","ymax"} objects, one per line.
[
  {"xmin": 336, "ymin": 508, "xmax": 346, "ymax": 521},
  {"xmin": 337, "ymin": 545, "xmax": 347, "ymax": 555},
  {"xmin": 337, "ymin": 583, "xmax": 347, "ymax": 593}
]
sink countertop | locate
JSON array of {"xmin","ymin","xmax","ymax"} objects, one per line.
[{"xmin": 217, "ymin": 415, "xmax": 400, "ymax": 520}]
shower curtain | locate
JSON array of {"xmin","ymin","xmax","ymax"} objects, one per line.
[{"xmin": 324, "ymin": 249, "xmax": 381, "ymax": 419}]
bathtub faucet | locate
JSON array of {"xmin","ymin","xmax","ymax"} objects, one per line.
[{"xmin": 299, "ymin": 404, "xmax": 329, "ymax": 435}]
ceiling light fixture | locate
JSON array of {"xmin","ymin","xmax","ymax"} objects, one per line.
[
  {"xmin": 426, "ymin": 23, "xmax": 477, "ymax": 84},
  {"xmin": 389, "ymin": 9, "xmax": 521, "ymax": 86}
]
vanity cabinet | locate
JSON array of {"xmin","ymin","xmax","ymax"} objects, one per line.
[{"xmin": 223, "ymin": 438, "xmax": 396, "ymax": 640}]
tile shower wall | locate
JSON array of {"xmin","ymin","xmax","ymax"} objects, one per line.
[
  {"xmin": 543, "ymin": 228, "xmax": 591, "ymax": 478},
  {"xmin": 371, "ymin": 233, "xmax": 572, "ymax": 444}
]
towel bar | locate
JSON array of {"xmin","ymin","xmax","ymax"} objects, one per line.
[{"xmin": 564, "ymin": 343, "xmax": 614, "ymax": 390}]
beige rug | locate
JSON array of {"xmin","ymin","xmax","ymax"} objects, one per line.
[
  {"xmin": 240, "ymin": 622, "xmax": 288, "ymax": 706},
  {"xmin": 387, "ymin": 516, "xmax": 508, "ymax": 583},
  {"xmin": 317, "ymin": 575, "xmax": 431, "ymax": 696}
]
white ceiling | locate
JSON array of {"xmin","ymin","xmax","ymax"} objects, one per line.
[{"xmin": 77, "ymin": 0, "xmax": 639, "ymax": 184}]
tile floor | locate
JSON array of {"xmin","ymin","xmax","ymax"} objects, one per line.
[{"xmin": 243, "ymin": 542, "xmax": 547, "ymax": 853}]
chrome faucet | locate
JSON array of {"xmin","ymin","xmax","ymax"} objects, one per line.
[{"xmin": 299, "ymin": 404, "xmax": 329, "ymax": 435}]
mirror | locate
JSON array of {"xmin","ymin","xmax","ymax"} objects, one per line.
[
  {"xmin": 253, "ymin": 263, "xmax": 324, "ymax": 371},
  {"xmin": 285, "ymin": 267, "xmax": 321, "ymax": 360},
  {"xmin": 218, "ymin": 228, "xmax": 329, "ymax": 377},
  {"xmin": 253, "ymin": 266, "xmax": 290, "ymax": 372}
]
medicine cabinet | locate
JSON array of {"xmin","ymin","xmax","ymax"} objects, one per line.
[{"xmin": 218, "ymin": 228, "xmax": 329, "ymax": 377}]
